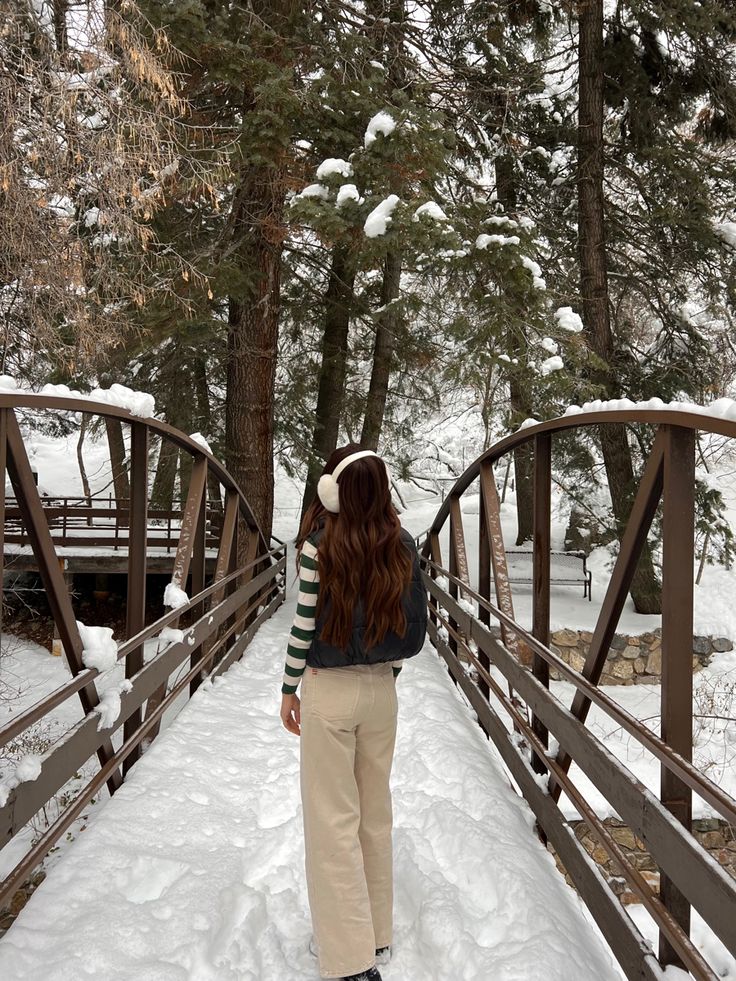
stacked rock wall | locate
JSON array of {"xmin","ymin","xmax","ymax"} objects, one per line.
[
  {"xmin": 551, "ymin": 817, "xmax": 736, "ymax": 903},
  {"xmin": 547, "ymin": 628, "xmax": 732, "ymax": 685}
]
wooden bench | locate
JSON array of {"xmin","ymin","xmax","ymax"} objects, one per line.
[{"xmin": 494, "ymin": 548, "xmax": 593, "ymax": 601}]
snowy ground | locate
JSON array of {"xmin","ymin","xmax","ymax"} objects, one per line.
[{"xmin": 0, "ymin": 597, "xmax": 625, "ymax": 981}]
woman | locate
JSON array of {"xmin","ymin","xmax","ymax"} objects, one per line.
[{"xmin": 280, "ymin": 444, "xmax": 427, "ymax": 981}]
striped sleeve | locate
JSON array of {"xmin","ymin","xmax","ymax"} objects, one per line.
[{"xmin": 281, "ymin": 539, "xmax": 320, "ymax": 695}]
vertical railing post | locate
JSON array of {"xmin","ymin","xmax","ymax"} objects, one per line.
[
  {"xmin": 124, "ymin": 423, "xmax": 148, "ymax": 775},
  {"xmin": 0, "ymin": 409, "xmax": 7, "ymax": 643},
  {"xmin": 448, "ymin": 496, "xmax": 469, "ymax": 685},
  {"xmin": 477, "ymin": 470, "xmax": 492, "ymax": 703},
  {"xmin": 659, "ymin": 425, "xmax": 695, "ymax": 967},
  {"xmin": 532, "ymin": 433, "xmax": 551, "ymax": 778},
  {"xmin": 189, "ymin": 490, "xmax": 207, "ymax": 696}
]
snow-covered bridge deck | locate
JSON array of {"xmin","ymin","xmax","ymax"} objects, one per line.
[{"xmin": 0, "ymin": 598, "xmax": 620, "ymax": 981}]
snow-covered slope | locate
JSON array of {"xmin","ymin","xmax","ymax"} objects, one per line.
[{"xmin": 0, "ymin": 597, "xmax": 622, "ymax": 981}]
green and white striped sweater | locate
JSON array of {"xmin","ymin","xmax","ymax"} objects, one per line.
[{"xmin": 281, "ymin": 537, "xmax": 403, "ymax": 695}]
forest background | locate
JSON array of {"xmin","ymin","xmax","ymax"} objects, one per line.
[{"xmin": 3, "ymin": 0, "xmax": 736, "ymax": 616}]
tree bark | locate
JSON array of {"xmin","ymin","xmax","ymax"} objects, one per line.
[
  {"xmin": 578, "ymin": 0, "xmax": 660, "ymax": 613},
  {"xmin": 496, "ymin": 154, "xmax": 534, "ymax": 544},
  {"xmin": 151, "ymin": 437, "xmax": 177, "ymax": 511},
  {"xmin": 301, "ymin": 247, "xmax": 356, "ymax": 516},
  {"xmin": 105, "ymin": 417, "xmax": 129, "ymax": 504},
  {"xmin": 360, "ymin": 250, "xmax": 402, "ymax": 450}
]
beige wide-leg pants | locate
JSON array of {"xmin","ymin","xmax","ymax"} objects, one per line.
[{"xmin": 300, "ymin": 661, "xmax": 398, "ymax": 979}]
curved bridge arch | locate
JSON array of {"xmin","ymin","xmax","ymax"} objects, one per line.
[
  {"xmin": 420, "ymin": 407, "xmax": 736, "ymax": 980},
  {"xmin": 0, "ymin": 394, "xmax": 285, "ymax": 911}
]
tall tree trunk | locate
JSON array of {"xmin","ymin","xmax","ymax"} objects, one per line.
[
  {"xmin": 152, "ymin": 438, "xmax": 177, "ymax": 510},
  {"xmin": 301, "ymin": 247, "xmax": 356, "ymax": 516},
  {"xmin": 226, "ymin": 263, "xmax": 280, "ymax": 546},
  {"xmin": 360, "ymin": 0, "xmax": 406, "ymax": 453},
  {"xmin": 105, "ymin": 418, "xmax": 129, "ymax": 504},
  {"xmin": 360, "ymin": 250, "xmax": 402, "ymax": 450},
  {"xmin": 52, "ymin": 0, "xmax": 68, "ymax": 53},
  {"xmin": 496, "ymin": 154, "xmax": 534, "ymax": 544},
  {"xmin": 223, "ymin": 1, "xmax": 300, "ymax": 546},
  {"xmin": 578, "ymin": 0, "xmax": 660, "ymax": 613}
]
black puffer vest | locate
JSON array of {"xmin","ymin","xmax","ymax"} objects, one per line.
[{"xmin": 305, "ymin": 524, "xmax": 428, "ymax": 668}]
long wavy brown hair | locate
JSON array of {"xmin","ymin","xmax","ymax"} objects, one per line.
[{"xmin": 297, "ymin": 443, "xmax": 412, "ymax": 649}]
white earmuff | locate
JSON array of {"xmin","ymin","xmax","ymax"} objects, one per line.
[
  {"xmin": 316, "ymin": 472, "xmax": 340, "ymax": 513},
  {"xmin": 316, "ymin": 449, "xmax": 380, "ymax": 513}
]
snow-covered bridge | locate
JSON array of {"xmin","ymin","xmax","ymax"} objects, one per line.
[{"xmin": 1, "ymin": 394, "xmax": 735, "ymax": 981}]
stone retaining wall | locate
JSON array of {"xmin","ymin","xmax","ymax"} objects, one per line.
[
  {"xmin": 548, "ymin": 628, "xmax": 733, "ymax": 685},
  {"xmin": 551, "ymin": 817, "xmax": 736, "ymax": 904}
]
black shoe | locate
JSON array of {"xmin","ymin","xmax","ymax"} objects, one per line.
[{"xmin": 341, "ymin": 970, "xmax": 382, "ymax": 981}]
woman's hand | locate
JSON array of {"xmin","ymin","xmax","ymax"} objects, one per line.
[{"xmin": 281, "ymin": 692, "xmax": 301, "ymax": 736}]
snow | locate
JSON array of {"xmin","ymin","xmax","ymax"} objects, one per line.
[
  {"xmin": 541, "ymin": 337, "xmax": 558, "ymax": 354},
  {"xmin": 0, "ymin": 375, "xmax": 17, "ymax": 391},
  {"xmin": 13, "ymin": 755, "xmax": 43, "ymax": 783},
  {"xmin": 93, "ymin": 679, "xmax": 133, "ymax": 731},
  {"xmin": 189, "ymin": 431, "xmax": 212, "ymax": 453},
  {"xmin": 541, "ymin": 355, "xmax": 564, "ymax": 376},
  {"xmin": 159, "ymin": 627, "xmax": 185, "ymax": 645},
  {"xmin": 164, "ymin": 582, "xmax": 190, "ymax": 610},
  {"xmin": 0, "ymin": 756, "xmax": 43, "ymax": 808},
  {"xmin": 335, "ymin": 183, "xmax": 364, "ymax": 208},
  {"xmin": 713, "ymin": 220, "xmax": 736, "ymax": 248},
  {"xmin": 0, "ymin": 601, "xmax": 623, "ymax": 981},
  {"xmin": 364, "ymin": 194, "xmax": 400, "ymax": 238},
  {"xmin": 88, "ymin": 384, "xmax": 156, "ymax": 418},
  {"xmin": 555, "ymin": 306, "xmax": 584, "ymax": 333},
  {"xmin": 315, "ymin": 158, "xmax": 353, "ymax": 180},
  {"xmin": 520, "ymin": 255, "xmax": 546, "ymax": 289},
  {"xmin": 364, "ymin": 110, "xmax": 397, "ymax": 148},
  {"xmin": 476, "ymin": 233, "xmax": 521, "ymax": 249},
  {"xmin": 555, "ymin": 396, "xmax": 736, "ymax": 425},
  {"xmin": 292, "ymin": 183, "xmax": 329, "ymax": 202},
  {"xmin": 77, "ymin": 622, "xmax": 118, "ymax": 672},
  {"xmin": 413, "ymin": 201, "xmax": 447, "ymax": 222}
]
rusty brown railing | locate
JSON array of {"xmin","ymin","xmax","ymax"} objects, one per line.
[
  {"xmin": 0, "ymin": 394, "xmax": 285, "ymax": 910},
  {"xmin": 3, "ymin": 495, "xmax": 224, "ymax": 552},
  {"xmin": 420, "ymin": 409, "xmax": 736, "ymax": 981}
]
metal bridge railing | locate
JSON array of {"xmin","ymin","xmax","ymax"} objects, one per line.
[
  {"xmin": 0, "ymin": 394, "xmax": 286, "ymax": 913},
  {"xmin": 420, "ymin": 408, "xmax": 736, "ymax": 981}
]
